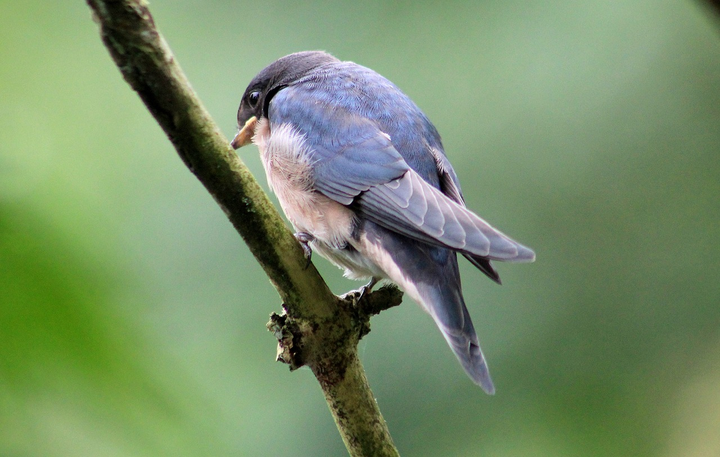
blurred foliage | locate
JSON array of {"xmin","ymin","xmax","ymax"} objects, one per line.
[{"xmin": 1, "ymin": 1, "xmax": 719, "ymax": 456}]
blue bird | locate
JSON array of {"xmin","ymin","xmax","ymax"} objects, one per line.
[{"xmin": 231, "ymin": 51, "xmax": 534, "ymax": 394}]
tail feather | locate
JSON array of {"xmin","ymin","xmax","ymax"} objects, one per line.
[
  {"xmin": 356, "ymin": 221, "xmax": 495, "ymax": 393},
  {"xmin": 463, "ymin": 254, "xmax": 502, "ymax": 285},
  {"xmin": 442, "ymin": 331, "xmax": 494, "ymax": 393},
  {"xmin": 426, "ymin": 282, "xmax": 495, "ymax": 394}
]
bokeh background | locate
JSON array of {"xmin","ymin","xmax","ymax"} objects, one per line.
[{"xmin": 2, "ymin": 1, "xmax": 720, "ymax": 456}]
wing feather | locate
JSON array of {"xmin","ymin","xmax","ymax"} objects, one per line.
[
  {"xmin": 268, "ymin": 82, "xmax": 535, "ymax": 263},
  {"xmin": 358, "ymin": 170, "xmax": 534, "ymax": 261}
]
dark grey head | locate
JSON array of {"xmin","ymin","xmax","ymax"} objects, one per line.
[{"xmin": 231, "ymin": 51, "xmax": 339, "ymax": 148}]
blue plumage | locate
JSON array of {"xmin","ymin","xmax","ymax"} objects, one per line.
[
  {"xmin": 278, "ymin": 61, "xmax": 447, "ymax": 188},
  {"xmin": 232, "ymin": 51, "xmax": 535, "ymax": 393}
]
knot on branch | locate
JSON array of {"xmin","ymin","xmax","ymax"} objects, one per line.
[
  {"xmin": 266, "ymin": 311, "xmax": 306, "ymax": 370},
  {"xmin": 266, "ymin": 285, "xmax": 403, "ymax": 372},
  {"xmin": 340, "ymin": 284, "xmax": 404, "ymax": 339}
]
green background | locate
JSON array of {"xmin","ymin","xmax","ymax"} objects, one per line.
[{"xmin": 2, "ymin": 1, "xmax": 719, "ymax": 455}]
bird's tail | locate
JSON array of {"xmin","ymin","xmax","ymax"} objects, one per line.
[
  {"xmin": 416, "ymin": 272, "xmax": 495, "ymax": 394},
  {"xmin": 357, "ymin": 221, "xmax": 495, "ymax": 393}
]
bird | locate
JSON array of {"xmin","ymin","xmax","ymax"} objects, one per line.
[{"xmin": 231, "ymin": 51, "xmax": 534, "ymax": 394}]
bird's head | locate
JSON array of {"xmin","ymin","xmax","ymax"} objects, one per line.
[{"xmin": 231, "ymin": 51, "xmax": 339, "ymax": 149}]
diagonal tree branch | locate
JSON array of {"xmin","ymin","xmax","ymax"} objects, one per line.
[{"xmin": 86, "ymin": 1, "xmax": 402, "ymax": 455}]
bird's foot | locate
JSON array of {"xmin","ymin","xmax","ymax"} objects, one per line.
[
  {"xmin": 354, "ymin": 277, "xmax": 379, "ymax": 305},
  {"xmin": 294, "ymin": 232, "xmax": 315, "ymax": 268}
]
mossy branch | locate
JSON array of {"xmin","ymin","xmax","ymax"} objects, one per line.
[{"xmin": 85, "ymin": 1, "xmax": 403, "ymax": 455}]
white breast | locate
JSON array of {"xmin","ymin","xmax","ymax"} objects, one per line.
[{"xmin": 252, "ymin": 119, "xmax": 357, "ymax": 252}]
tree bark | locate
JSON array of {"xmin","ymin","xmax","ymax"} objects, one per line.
[{"xmin": 85, "ymin": 1, "xmax": 402, "ymax": 455}]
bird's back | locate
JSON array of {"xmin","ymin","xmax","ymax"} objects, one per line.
[{"xmin": 290, "ymin": 61, "xmax": 453, "ymax": 192}]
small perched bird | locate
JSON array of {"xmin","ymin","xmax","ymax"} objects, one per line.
[{"xmin": 232, "ymin": 51, "xmax": 534, "ymax": 394}]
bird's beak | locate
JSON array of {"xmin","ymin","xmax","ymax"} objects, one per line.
[{"xmin": 230, "ymin": 116, "xmax": 258, "ymax": 149}]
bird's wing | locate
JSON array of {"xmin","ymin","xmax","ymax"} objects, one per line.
[
  {"xmin": 357, "ymin": 170, "xmax": 534, "ymax": 261},
  {"xmin": 269, "ymin": 85, "xmax": 535, "ymax": 262}
]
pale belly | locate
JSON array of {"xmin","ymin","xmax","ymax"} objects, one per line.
[{"xmin": 254, "ymin": 119, "xmax": 385, "ymax": 280}]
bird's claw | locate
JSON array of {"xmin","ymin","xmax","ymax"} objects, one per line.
[
  {"xmin": 355, "ymin": 277, "xmax": 379, "ymax": 305},
  {"xmin": 294, "ymin": 232, "xmax": 314, "ymax": 268}
]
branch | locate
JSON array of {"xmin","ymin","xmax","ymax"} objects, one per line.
[{"xmin": 85, "ymin": 1, "xmax": 402, "ymax": 455}]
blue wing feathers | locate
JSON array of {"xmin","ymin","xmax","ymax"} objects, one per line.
[{"xmin": 268, "ymin": 60, "xmax": 535, "ymax": 263}]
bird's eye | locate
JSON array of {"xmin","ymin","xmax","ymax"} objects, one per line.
[{"xmin": 247, "ymin": 91, "xmax": 261, "ymax": 108}]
